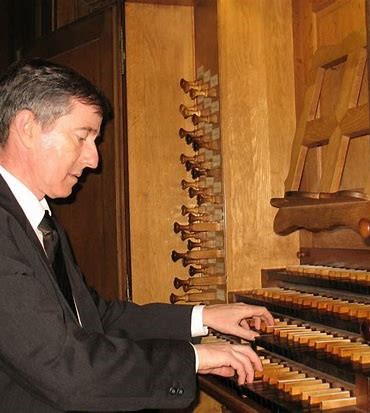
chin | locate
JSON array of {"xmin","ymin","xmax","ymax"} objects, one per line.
[{"xmin": 47, "ymin": 187, "xmax": 73, "ymax": 200}]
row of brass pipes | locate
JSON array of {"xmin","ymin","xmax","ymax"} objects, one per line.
[{"xmin": 170, "ymin": 69, "xmax": 227, "ymax": 305}]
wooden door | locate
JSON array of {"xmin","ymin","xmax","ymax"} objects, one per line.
[{"xmin": 28, "ymin": 5, "xmax": 130, "ymax": 301}]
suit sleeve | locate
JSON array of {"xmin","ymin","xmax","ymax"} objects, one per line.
[
  {"xmin": 89, "ymin": 286, "xmax": 196, "ymax": 341},
  {"xmin": 0, "ymin": 216, "xmax": 197, "ymax": 412}
]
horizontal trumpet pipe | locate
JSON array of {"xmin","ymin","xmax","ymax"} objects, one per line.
[
  {"xmin": 181, "ymin": 204, "xmax": 209, "ymax": 216},
  {"xmin": 192, "ymin": 113, "xmax": 218, "ymax": 125},
  {"xmin": 179, "ymin": 78, "xmax": 205, "ymax": 93},
  {"xmin": 187, "ymin": 239, "xmax": 216, "ymax": 250},
  {"xmin": 192, "ymin": 167, "xmax": 222, "ymax": 180},
  {"xmin": 170, "ymin": 290, "xmax": 218, "ymax": 304},
  {"xmin": 173, "ymin": 221, "xmax": 222, "ymax": 233},
  {"xmin": 188, "ymin": 264, "xmax": 216, "ymax": 277},
  {"xmin": 179, "ymin": 104, "xmax": 206, "ymax": 119},
  {"xmin": 193, "ymin": 139, "xmax": 221, "ymax": 152},
  {"xmin": 189, "ymin": 86, "xmax": 217, "ymax": 99},
  {"xmin": 197, "ymin": 193, "xmax": 223, "ymax": 205},
  {"xmin": 181, "ymin": 179, "xmax": 207, "ymax": 190},
  {"xmin": 171, "ymin": 248, "xmax": 223, "ymax": 262},
  {"xmin": 178, "ymin": 128, "xmax": 204, "ymax": 139},
  {"xmin": 174, "ymin": 275, "xmax": 226, "ymax": 291},
  {"xmin": 188, "ymin": 187, "xmax": 214, "ymax": 199},
  {"xmin": 186, "ymin": 160, "xmax": 214, "ymax": 171},
  {"xmin": 180, "ymin": 153, "xmax": 205, "ymax": 164},
  {"xmin": 188, "ymin": 213, "xmax": 213, "ymax": 224}
]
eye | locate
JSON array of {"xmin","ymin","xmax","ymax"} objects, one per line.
[{"xmin": 75, "ymin": 133, "xmax": 88, "ymax": 143}]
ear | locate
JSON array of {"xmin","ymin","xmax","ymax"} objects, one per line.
[{"xmin": 12, "ymin": 110, "xmax": 39, "ymax": 149}]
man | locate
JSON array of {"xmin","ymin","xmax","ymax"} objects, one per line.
[{"xmin": 0, "ymin": 58, "xmax": 273, "ymax": 412}]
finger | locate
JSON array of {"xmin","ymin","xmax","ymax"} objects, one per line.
[
  {"xmin": 253, "ymin": 316, "xmax": 261, "ymax": 330},
  {"xmin": 233, "ymin": 344, "xmax": 263, "ymax": 372},
  {"xmin": 230, "ymin": 347, "xmax": 254, "ymax": 384},
  {"xmin": 259, "ymin": 307, "xmax": 274, "ymax": 326},
  {"xmin": 245, "ymin": 346, "xmax": 263, "ymax": 372},
  {"xmin": 221, "ymin": 350, "xmax": 248, "ymax": 385},
  {"xmin": 240, "ymin": 319, "xmax": 251, "ymax": 330},
  {"xmin": 198, "ymin": 366, "xmax": 235, "ymax": 377},
  {"xmin": 235, "ymin": 326, "xmax": 260, "ymax": 341}
]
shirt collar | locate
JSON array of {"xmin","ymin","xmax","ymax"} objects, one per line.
[{"xmin": 0, "ymin": 165, "xmax": 51, "ymax": 230}]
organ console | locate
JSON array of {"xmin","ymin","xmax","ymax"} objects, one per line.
[{"xmin": 193, "ymin": 29, "xmax": 370, "ymax": 412}]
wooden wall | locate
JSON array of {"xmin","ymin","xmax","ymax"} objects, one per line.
[
  {"xmin": 125, "ymin": 2, "xmax": 195, "ymax": 304},
  {"xmin": 218, "ymin": 0, "xmax": 299, "ymax": 293}
]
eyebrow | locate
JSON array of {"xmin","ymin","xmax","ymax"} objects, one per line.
[{"xmin": 74, "ymin": 126, "xmax": 99, "ymax": 134}]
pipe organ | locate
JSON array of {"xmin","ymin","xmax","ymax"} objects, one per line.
[
  {"xmin": 193, "ymin": 11, "xmax": 370, "ymax": 413},
  {"xmin": 125, "ymin": 0, "xmax": 368, "ymax": 411}
]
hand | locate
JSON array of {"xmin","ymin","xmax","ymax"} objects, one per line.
[
  {"xmin": 203, "ymin": 303, "xmax": 274, "ymax": 341},
  {"xmin": 195, "ymin": 342, "xmax": 262, "ymax": 384}
]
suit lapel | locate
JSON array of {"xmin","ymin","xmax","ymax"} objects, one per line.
[
  {"xmin": 0, "ymin": 175, "xmax": 48, "ymax": 264},
  {"xmin": 0, "ymin": 175, "xmax": 103, "ymax": 332}
]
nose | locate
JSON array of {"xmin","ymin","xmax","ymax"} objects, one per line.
[{"xmin": 82, "ymin": 140, "xmax": 99, "ymax": 169}]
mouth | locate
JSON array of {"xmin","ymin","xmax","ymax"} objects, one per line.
[{"xmin": 70, "ymin": 172, "xmax": 81, "ymax": 179}]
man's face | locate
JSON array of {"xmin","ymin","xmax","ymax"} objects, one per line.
[{"xmin": 29, "ymin": 99, "xmax": 102, "ymax": 199}]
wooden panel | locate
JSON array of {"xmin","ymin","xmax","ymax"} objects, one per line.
[
  {"xmin": 315, "ymin": 0, "xmax": 366, "ymax": 47},
  {"xmin": 28, "ymin": 6, "xmax": 128, "ymax": 301},
  {"xmin": 125, "ymin": 2, "xmax": 195, "ymax": 304},
  {"xmin": 194, "ymin": 0, "xmax": 219, "ymax": 75},
  {"xmin": 217, "ymin": 0, "xmax": 299, "ymax": 292}
]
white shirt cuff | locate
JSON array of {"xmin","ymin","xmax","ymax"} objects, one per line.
[
  {"xmin": 190, "ymin": 343, "xmax": 199, "ymax": 372},
  {"xmin": 191, "ymin": 305, "xmax": 208, "ymax": 337}
]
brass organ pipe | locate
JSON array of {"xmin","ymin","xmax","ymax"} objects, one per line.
[
  {"xmin": 179, "ymin": 78, "xmax": 206, "ymax": 93},
  {"xmin": 189, "ymin": 265, "xmax": 220, "ymax": 277},
  {"xmin": 181, "ymin": 205, "xmax": 209, "ymax": 216},
  {"xmin": 181, "ymin": 179, "xmax": 207, "ymax": 190},
  {"xmin": 189, "ymin": 86, "xmax": 217, "ymax": 99},
  {"xmin": 182, "ymin": 257, "xmax": 218, "ymax": 267},
  {"xmin": 170, "ymin": 290, "xmax": 218, "ymax": 304},
  {"xmin": 192, "ymin": 167, "xmax": 222, "ymax": 180},
  {"xmin": 173, "ymin": 221, "xmax": 222, "ymax": 233},
  {"xmin": 188, "ymin": 213, "xmax": 212, "ymax": 224},
  {"xmin": 192, "ymin": 113, "xmax": 218, "ymax": 125},
  {"xmin": 180, "ymin": 153, "xmax": 205, "ymax": 164},
  {"xmin": 178, "ymin": 128, "xmax": 204, "ymax": 139},
  {"xmin": 180, "ymin": 231, "xmax": 209, "ymax": 241},
  {"xmin": 192, "ymin": 139, "xmax": 221, "ymax": 152},
  {"xmin": 197, "ymin": 193, "xmax": 223, "ymax": 205},
  {"xmin": 171, "ymin": 249, "xmax": 223, "ymax": 262},
  {"xmin": 173, "ymin": 275, "xmax": 226, "ymax": 291},
  {"xmin": 188, "ymin": 187, "xmax": 214, "ymax": 199},
  {"xmin": 186, "ymin": 160, "xmax": 214, "ymax": 171},
  {"xmin": 187, "ymin": 239, "xmax": 216, "ymax": 250},
  {"xmin": 180, "ymin": 104, "xmax": 209, "ymax": 119}
]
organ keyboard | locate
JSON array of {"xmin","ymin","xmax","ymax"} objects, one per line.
[{"xmin": 199, "ymin": 251, "xmax": 370, "ymax": 412}]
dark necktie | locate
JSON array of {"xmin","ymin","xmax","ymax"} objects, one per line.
[{"xmin": 38, "ymin": 211, "xmax": 77, "ymax": 318}]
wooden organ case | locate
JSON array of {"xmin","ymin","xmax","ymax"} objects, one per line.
[
  {"xmin": 124, "ymin": 0, "xmax": 369, "ymax": 412},
  {"xmin": 196, "ymin": 2, "xmax": 370, "ymax": 413}
]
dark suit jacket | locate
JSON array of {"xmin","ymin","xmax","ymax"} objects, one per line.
[{"xmin": 0, "ymin": 175, "xmax": 197, "ymax": 412}]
